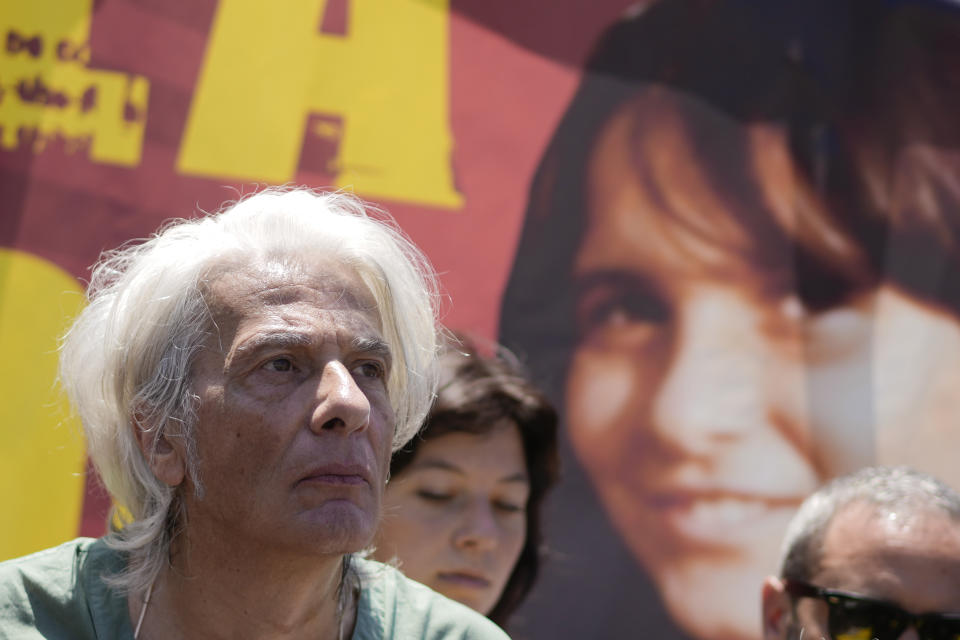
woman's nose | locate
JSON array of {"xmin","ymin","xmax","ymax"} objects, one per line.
[
  {"xmin": 651, "ymin": 287, "xmax": 779, "ymax": 454},
  {"xmin": 309, "ymin": 361, "xmax": 371, "ymax": 434},
  {"xmin": 452, "ymin": 499, "xmax": 499, "ymax": 553}
]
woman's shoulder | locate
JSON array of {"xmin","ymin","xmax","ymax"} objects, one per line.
[{"xmin": 352, "ymin": 556, "xmax": 511, "ymax": 640}]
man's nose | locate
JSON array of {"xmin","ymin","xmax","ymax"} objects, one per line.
[
  {"xmin": 650, "ymin": 287, "xmax": 781, "ymax": 455},
  {"xmin": 452, "ymin": 499, "xmax": 499, "ymax": 553},
  {"xmin": 309, "ymin": 361, "xmax": 371, "ymax": 434}
]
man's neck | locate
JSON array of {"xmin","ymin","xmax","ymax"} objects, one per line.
[{"xmin": 130, "ymin": 530, "xmax": 352, "ymax": 640}]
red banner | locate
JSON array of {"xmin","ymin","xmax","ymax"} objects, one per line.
[{"xmin": 5, "ymin": 1, "xmax": 960, "ymax": 639}]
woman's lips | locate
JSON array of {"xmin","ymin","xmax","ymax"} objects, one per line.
[
  {"xmin": 642, "ymin": 490, "xmax": 805, "ymax": 547},
  {"xmin": 437, "ymin": 571, "xmax": 492, "ymax": 589}
]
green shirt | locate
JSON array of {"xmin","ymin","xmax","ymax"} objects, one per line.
[{"xmin": 0, "ymin": 538, "xmax": 509, "ymax": 640}]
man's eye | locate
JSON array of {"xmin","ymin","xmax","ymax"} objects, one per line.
[
  {"xmin": 356, "ymin": 362, "xmax": 385, "ymax": 379},
  {"xmin": 263, "ymin": 357, "xmax": 294, "ymax": 372}
]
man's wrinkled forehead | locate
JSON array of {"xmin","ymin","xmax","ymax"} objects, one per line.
[
  {"xmin": 200, "ymin": 257, "xmax": 384, "ymax": 342},
  {"xmin": 206, "ymin": 257, "xmax": 378, "ymax": 311}
]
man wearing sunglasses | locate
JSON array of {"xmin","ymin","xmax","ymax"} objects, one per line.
[{"xmin": 762, "ymin": 466, "xmax": 960, "ymax": 640}]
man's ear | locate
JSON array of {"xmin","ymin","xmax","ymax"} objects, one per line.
[
  {"xmin": 761, "ymin": 576, "xmax": 792, "ymax": 640},
  {"xmin": 133, "ymin": 414, "xmax": 186, "ymax": 487}
]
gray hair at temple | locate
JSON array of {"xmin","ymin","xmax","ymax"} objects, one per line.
[
  {"xmin": 778, "ymin": 466, "xmax": 960, "ymax": 582},
  {"xmin": 58, "ymin": 187, "xmax": 441, "ymax": 597}
]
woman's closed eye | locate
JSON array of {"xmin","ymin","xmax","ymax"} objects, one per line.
[
  {"xmin": 493, "ymin": 500, "xmax": 525, "ymax": 513},
  {"xmin": 416, "ymin": 489, "xmax": 455, "ymax": 503},
  {"xmin": 416, "ymin": 489, "xmax": 526, "ymax": 515}
]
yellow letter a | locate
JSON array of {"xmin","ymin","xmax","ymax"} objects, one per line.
[{"xmin": 177, "ymin": 0, "xmax": 462, "ymax": 209}]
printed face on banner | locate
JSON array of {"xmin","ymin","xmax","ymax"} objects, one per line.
[{"xmin": 563, "ymin": 92, "xmax": 960, "ymax": 640}]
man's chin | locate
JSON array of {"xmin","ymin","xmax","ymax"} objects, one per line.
[{"xmin": 290, "ymin": 504, "xmax": 378, "ymax": 554}]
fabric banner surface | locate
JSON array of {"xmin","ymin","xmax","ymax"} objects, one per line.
[{"xmin": 3, "ymin": 1, "xmax": 959, "ymax": 639}]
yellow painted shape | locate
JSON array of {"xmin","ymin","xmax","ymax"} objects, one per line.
[
  {"xmin": 0, "ymin": 0, "xmax": 150, "ymax": 166},
  {"xmin": 177, "ymin": 0, "xmax": 462, "ymax": 208},
  {"xmin": 0, "ymin": 249, "xmax": 86, "ymax": 561}
]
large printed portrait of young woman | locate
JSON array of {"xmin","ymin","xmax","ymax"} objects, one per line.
[{"xmin": 500, "ymin": 0, "xmax": 960, "ymax": 638}]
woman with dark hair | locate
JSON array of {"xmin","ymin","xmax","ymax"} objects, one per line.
[
  {"xmin": 373, "ymin": 334, "xmax": 559, "ymax": 629},
  {"xmin": 499, "ymin": 0, "xmax": 960, "ymax": 639}
]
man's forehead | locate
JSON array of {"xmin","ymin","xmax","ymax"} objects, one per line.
[
  {"xmin": 201, "ymin": 259, "xmax": 385, "ymax": 347},
  {"xmin": 206, "ymin": 258, "xmax": 379, "ymax": 313},
  {"xmin": 814, "ymin": 501, "xmax": 960, "ymax": 609}
]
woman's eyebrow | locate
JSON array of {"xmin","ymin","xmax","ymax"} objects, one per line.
[
  {"xmin": 411, "ymin": 461, "xmax": 530, "ymax": 484},
  {"xmin": 498, "ymin": 472, "xmax": 530, "ymax": 484},
  {"xmin": 573, "ymin": 268, "xmax": 658, "ymax": 295},
  {"xmin": 410, "ymin": 458, "xmax": 464, "ymax": 475}
]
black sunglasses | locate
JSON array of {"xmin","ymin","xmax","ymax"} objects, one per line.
[{"xmin": 785, "ymin": 579, "xmax": 960, "ymax": 640}]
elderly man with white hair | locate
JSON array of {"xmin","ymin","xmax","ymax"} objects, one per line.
[
  {"xmin": 0, "ymin": 189, "xmax": 508, "ymax": 639},
  {"xmin": 762, "ymin": 466, "xmax": 960, "ymax": 640}
]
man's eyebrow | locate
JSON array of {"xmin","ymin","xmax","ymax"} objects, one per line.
[
  {"xmin": 352, "ymin": 336, "xmax": 392, "ymax": 364},
  {"xmin": 233, "ymin": 331, "xmax": 313, "ymax": 356}
]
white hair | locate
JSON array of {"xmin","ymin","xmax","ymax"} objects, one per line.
[
  {"xmin": 778, "ymin": 465, "xmax": 960, "ymax": 581},
  {"xmin": 59, "ymin": 187, "xmax": 440, "ymax": 596}
]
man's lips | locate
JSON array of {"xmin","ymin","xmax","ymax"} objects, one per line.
[{"xmin": 297, "ymin": 462, "xmax": 371, "ymax": 487}]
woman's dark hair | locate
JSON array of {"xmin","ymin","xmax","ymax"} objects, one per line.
[
  {"xmin": 500, "ymin": 0, "xmax": 960, "ymax": 394},
  {"xmin": 390, "ymin": 333, "xmax": 559, "ymax": 628}
]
